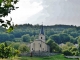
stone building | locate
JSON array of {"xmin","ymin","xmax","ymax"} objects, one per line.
[{"xmin": 28, "ymin": 25, "xmax": 50, "ymax": 53}]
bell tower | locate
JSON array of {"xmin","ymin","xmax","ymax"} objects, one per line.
[{"xmin": 39, "ymin": 24, "xmax": 45, "ymax": 42}]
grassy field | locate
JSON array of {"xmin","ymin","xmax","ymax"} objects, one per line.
[
  {"xmin": 0, "ymin": 54, "xmax": 78, "ymax": 60},
  {"xmin": 19, "ymin": 54, "xmax": 78, "ymax": 60}
]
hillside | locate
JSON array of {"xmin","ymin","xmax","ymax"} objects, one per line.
[{"xmin": 0, "ymin": 24, "xmax": 80, "ymax": 44}]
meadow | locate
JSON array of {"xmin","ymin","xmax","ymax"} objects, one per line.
[{"xmin": 0, "ymin": 54, "xmax": 78, "ymax": 60}]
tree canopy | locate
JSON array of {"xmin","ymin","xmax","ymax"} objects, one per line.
[{"xmin": 0, "ymin": 0, "xmax": 18, "ymax": 32}]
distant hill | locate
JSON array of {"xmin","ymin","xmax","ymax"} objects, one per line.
[{"xmin": 0, "ymin": 24, "xmax": 80, "ymax": 44}]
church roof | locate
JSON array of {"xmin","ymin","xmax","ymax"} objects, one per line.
[
  {"xmin": 40, "ymin": 25, "xmax": 44, "ymax": 35},
  {"xmin": 34, "ymin": 39, "xmax": 46, "ymax": 43}
]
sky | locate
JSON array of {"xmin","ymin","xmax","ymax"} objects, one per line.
[{"xmin": 5, "ymin": 0, "xmax": 80, "ymax": 26}]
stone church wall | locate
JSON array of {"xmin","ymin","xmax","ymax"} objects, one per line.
[{"xmin": 19, "ymin": 52, "xmax": 58, "ymax": 57}]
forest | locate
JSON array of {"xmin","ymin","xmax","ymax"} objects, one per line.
[{"xmin": 0, "ymin": 24, "xmax": 80, "ymax": 44}]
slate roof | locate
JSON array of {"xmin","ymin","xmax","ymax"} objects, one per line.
[{"xmin": 40, "ymin": 25, "xmax": 44, "ymax": 35}]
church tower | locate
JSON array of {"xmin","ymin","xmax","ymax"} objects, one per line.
[{"xmin": 39, "ymin": 24, "xmax": 45, "ymax": 42}]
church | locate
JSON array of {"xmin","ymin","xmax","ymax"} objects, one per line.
[{"xmin": 28, "ymin": 25, "xmax": 50, "ymax": 53}]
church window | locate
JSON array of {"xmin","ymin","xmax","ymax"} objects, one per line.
[
  {"xmin": 32, "ymin": 48, "xmax": 33, "ymax": 50},
  {"xmin": 40, "ymin": 44, "xmax": 41, "ymax": 47},
  {"xmin": 41, "ymin": 37, "xmax": 42, "ymax": 39},
  {"xmin": 43, "ymin": 48, "xmax": 44, "ymax": 50}
]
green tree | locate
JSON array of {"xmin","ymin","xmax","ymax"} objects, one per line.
[
  {"xmin": 0, "ymin": 33, "xmax": 10, "ymax": 42},
  {"xmin": 77, "ymin": 36, "xmax": 80, "ymax": 52},
  {"xmin": 66, "ymin": 42, "xmax": 74, "ymax": 47},
  {"xmin": 22, "ymin": 34, "xmax": 30, "ymax": 42},
  {"xmin": 62, "ymin": 47, "xmax": 79, "ymax": 56},
  {"xmin": 62, "ymin": 50, "xmax": 72, "ymax": 56},
  {"xmin": 0, "ymin": 42, "xmax": 18, "ymax": 58},
  {"xmin": 60, "ymin": 42, "xmax": 74, "ymax": 51},
  {"xmin": 59, "ymin": 33, "xmax": 70, "ymax": 43},
  {"xmin": 70, "ymin": 47, "xmax": 79, "ymax": 56},
  {"xmin": 60, "ymin": 42, "xmax": 79, "ymax": 56},
  {"xmin": 49, "ymin": 33, "xmax": 71, "ymax": 44},
  {"xmin": 18, "ymin": 44, "xmax": 29, "ymax": 53},
  {"xmin": 46, "ymin": 39, "xmax": 61, "ymax": 53},
  {"xmin": 31, "ymin": 35, "xmax": 35, "ymax": 42},
  {"xmin": 69, "ymin": 36, "xmax": 76, "ymax": 44},
  {"xmin": 0, "ymin": 0, "xmax": 18, "ymax": 32},
  {"xmin": 70, "ymin": 32, "xmax": 79, "ymax": 38},
  {"xmin": 13, "ymin": 42, "xmax": 20, "ymax": 50},
  {"xmin": 49, "ymin": 34, "xmax": 60, "ymax": 44}
]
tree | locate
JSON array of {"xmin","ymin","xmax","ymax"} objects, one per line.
[
  {"xmin": 70, "ymin": 32, "xmax": 79, "ymax": 38},
  {"xmin": 31, "ymin": 35, "xmax": 35, "ymax": 42},
  {"xmin": 0, "ymin": 0, "xmax": 18, "ymax": 32},
  {"xmin": 60, "ymin": 42, "xmax": 74, "ymax": 51},
  {"xmin": 49, "ymin": 34, "xmax": 60, "ymax": 44},
  {"xmin": 59, "ymin": 33, "xmax": 70, "ymax": 43},
  {"xmin": 0, "ymin": 33, "xmax": 10, "ymax": 42},
  {"xmin": 62, "ymin": 50, "xmax": 72, "ymax": 56},
  {"xmin": 49, "ymin": 33, "xmax": 71, "ymax": 44},
  {"xmin": 60, "ymin": 42, "xmax": 79, "ymax": 56},
  {"xmin": 70, "ymin": 47, "xmax": 79, "ymax": 56},
  {"xmin": 22, "ymin": 34, "xmax": 30, "ymax": 42},
  {"xmin": 18, "ymin": 44, "xmax": 29, "ymax": 53},
  {"xmin": 46, "ymin": 39, "xmax": 61, "ymax": 53},
  {"xmin": 77, "ymin": 36, "xmax": 80, "ymax": 52},
  {"xmin": 66, "ymin": 42, "xmax": 74, "ymax": 47},
  {"xmin": 69, "ymin": 36, "xmax": 76, "ymax": 44},
  {"xmin": 13, "ymin": 42, "xmax": 20, "ymax": 50},
  {"xmin": 9, "ymin": 34, "xmax": 15, "ymax": 40},
  {"xmin": 0, "ymin": 42, "xmax": 19, "ymax": 58},
  {"xmin": 62, "ymin": 47, "xmax": 79, "ymax": 56}
]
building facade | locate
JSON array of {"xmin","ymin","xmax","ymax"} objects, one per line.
[{"xmin": 28, "ymin": 25, "xmax": 50, "ymax": 53}]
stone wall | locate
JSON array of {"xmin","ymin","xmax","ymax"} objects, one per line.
[{"xmin": 19, "ymin": 52, "xmax": 58, "ymax": 57}]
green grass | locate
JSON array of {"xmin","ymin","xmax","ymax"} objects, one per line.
[
  {"xmin": 20, "ymin": 57, "xmax": 42, "ymax": 60},
  {"xmin": 50, "ymin": 54, "xmax": 78, "ymax": 60},
  {"xmin": 0, "ymin": 54, "xmax": 78, "ymax": 60},
  {"xmin": 18, "ymin": 54, "xmax": 78, "ymax": 60}
]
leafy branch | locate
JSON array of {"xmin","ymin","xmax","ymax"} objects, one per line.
[{"xmin": 0, "ymin": 0, "xmax": 19, "ymax": 32}]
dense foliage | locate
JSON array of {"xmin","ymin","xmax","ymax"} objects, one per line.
[
  {"xmin": 0, "ymin": 0, "xmax": 18, "ymax": 32},
  {"xmin": 0, "ymin": 24, "xmax": 80, "ymax": 44},
  {"xmin": 46, "ymin": 39, "xmax": 61, "ymax": 53},
  {"xmin": 0, "ymin": 42, "xmax": 20, "ymax": 58},
  {"xmin": 60, "ymin": 42, "xmax": 79, "ymax": 56}
]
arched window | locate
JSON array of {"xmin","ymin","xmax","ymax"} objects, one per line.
[
  {"xmin": 41, "ymin": 37, "xmax": 42, "ymax": 39},
  {"xmin": 40, "ymin": 44, "xmax": 41, "ymax": 47}
]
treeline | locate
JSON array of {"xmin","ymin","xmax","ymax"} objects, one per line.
[{"xmin": 0, "ymin": 24, "xmax": 80, "ymax": 44}]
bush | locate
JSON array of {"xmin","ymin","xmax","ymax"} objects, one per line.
[
  {"xmin": 62, "ymin": 50, "xmax": 72, "ymax": 56},
  {"xmin": 0, "ymin": 42, "xmax": 20, "ymax": 59}
]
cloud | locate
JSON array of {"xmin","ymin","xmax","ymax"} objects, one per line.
[
  {"xmin": 27, "ymin": 0, "xmax": 80, "ymax": 26},
  {"xmin": 3, "ymin": 0, "xmax": 80, "ymax": 26},
  {"xmin": 5, "ymin": 0, "xmax": 43, "ymax": 24}
]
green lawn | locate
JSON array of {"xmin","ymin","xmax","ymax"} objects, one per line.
[
  {"xmin": 0, "ymin": 54, "xmax": 78, "ymax": 60},
  {"xmin": 19, "ymin": 54, "xmax": 78, "ymax": 60}
]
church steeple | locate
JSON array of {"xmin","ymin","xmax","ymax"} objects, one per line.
[
  {"xmin": 39, "ymin": 23, "xmax": 45, "ymax": 42},
  {"xmin": 40, "ymin": 24, "xmax": 44, "ymax": 35}
]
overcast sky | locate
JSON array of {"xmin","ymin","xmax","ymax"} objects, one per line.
[{"xmin": 6, "ymin": 0, "xmax": 80, "ymax": 26}]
